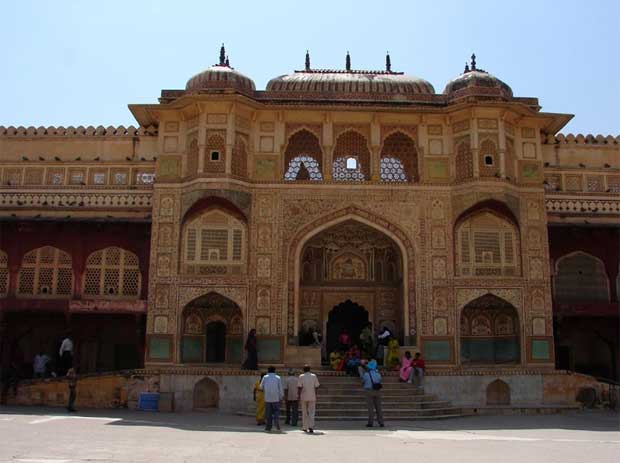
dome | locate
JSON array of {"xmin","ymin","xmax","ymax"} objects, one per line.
[
  {"xmin": 185, "ymin": 45, "xmax": 255, "ymax": 95},
  {"xmin": 443, "ymin": 55, "xmax": 512, "ymax": 100},
  {"xmin": 265, "ymin": 52, "xmax": 435, "ymax": 101}
]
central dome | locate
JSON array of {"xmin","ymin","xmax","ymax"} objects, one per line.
[
  {"xmin": 266, "ymin": 52, "xmax": 435, "ymax": 101},
  {"xmin": 185, "ymin": 45, "xmax": 255, "ymax": 95}
]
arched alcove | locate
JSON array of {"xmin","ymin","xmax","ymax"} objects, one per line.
[
  {"xmin": 193, "ymin": 377, "xmax": 219, "ymax": 409},
  {"xmin": 486, "ymin": 379, "xmax": 510, "ymax": 405}
]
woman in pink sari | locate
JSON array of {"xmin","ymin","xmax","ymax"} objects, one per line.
[{"xmin": 399, "ymin": 351, "xmax": 414, "ymax": 382}]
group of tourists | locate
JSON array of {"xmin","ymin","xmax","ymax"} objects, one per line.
[
  {"xmin": 329, "ymin": 324, "xmax": 401, "ymax": 372},
  {"xmin": 253, "ymin": 364, "xmax": 320, "ymax": 433}
]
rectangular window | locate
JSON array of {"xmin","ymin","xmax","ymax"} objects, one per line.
[
  {"xmin": 186, "ymin": 229, "xmax": 197, "ymax": 261},
  {"xmin": 201, "ymin": 229, "xmax": 228, "ymax": 261},
  {"xmin": 210, "ymin": 151, "xmax": 220, "ymax": 161},
  {"xmin": 232, "ymin": 230, "xmax": 242, "ymax": 261}
]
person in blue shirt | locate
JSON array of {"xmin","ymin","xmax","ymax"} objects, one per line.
[
  {"xmin": 259, "ymin": 366, "xmax": 284, "ymax": 432},
  {"xmin": 361, "ymin": 359, "xmax": 384, "ymax": 427}
]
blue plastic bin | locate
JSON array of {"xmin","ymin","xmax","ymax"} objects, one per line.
[{"xmin": 138, "ymin": 392, "xmax": 160, "ymax": 411}]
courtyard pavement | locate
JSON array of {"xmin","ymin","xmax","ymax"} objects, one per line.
[{"xmin": 0, "ymin": 406, "xmax": 618, "ymax": 463}]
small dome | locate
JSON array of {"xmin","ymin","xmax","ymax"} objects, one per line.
[
  {"xmin": 265, "ymin": 52, "xmax": 435, "ymax": 101},
  {"xmin": 443, "ymin": 54, "xmax": 512, "ymax": 100},
  {"xmin": 185, "ymin": 45, "xmax": 255, "ymax": 95}
]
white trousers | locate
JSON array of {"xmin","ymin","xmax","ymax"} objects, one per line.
[{"xmin": 300, "ymin": 400, "xmax": 316, "ymax": 430}]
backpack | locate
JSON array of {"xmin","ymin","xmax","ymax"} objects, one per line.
[{"xmin": 369, "ymin": 370, "xmax": 382, "ymax": 391}]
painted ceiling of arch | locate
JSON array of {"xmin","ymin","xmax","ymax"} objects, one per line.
[{"xmin": 304, "ymin": 220, "xmax": 397, "ymax": 251}]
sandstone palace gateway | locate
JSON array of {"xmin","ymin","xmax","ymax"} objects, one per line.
[{"xmin": 1, "ymin": 47, "xmax": 618, "ymax": 412}]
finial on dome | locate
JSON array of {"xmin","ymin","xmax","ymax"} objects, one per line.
[
  {"xmin": 346, "ymin": 51, "xmax": 351, "ymax": 71},
  {"xmin": 225, "ymin": 56, "xmax": 230, "ymax": 67},
  {"xmin": 219, "ymin": 44, "xmax": 226, "ymax": 66},
  {"xmin": 305, "ymin": 50, "xmax": 311, "ymax": 71},
  {"xmin": 464, "ymin": 62, "xmax": 470, "ymax": 73},
  {"xmin": 386, "ymin": 52, "xmax": 391, "ymax": 72},
  {"xmin": 470, "ymin": 53, "xmax": 477, "ymax": 71}
]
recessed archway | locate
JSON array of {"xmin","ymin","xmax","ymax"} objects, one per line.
[
  {"xmin": 180, "ymin": 292, "xmax": 243, "ymax": 364},
  {"xmin": 193, "ymin": 377, "xmax": 219, "ymax": 409},
  {"xmin": 326, "ymin": 300, "xmax": 369, "ymax": 354}
]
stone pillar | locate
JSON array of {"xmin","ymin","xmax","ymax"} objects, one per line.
[
  {"xmin": 498, "ymin": 119, "xmax": 507, "ymax": 179},
  {"xmin": 471, "ymin": 118, "xmax": 480, "ymax": 178},
  {"xmin": 225, "ymin": 112, "xmax": 236, "ymax": 174},
  {"xmin": 370, "ymin": 120, "xmax": 381, "ymax": 181},
  {"xmin": 322, "ymin": 120, "xmax": 333, "ymax": 181},
  {"xmin": 198, "ymin": 113, "xmax": 207, "ymax": 174}
]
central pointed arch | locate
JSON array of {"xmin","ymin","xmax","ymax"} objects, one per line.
[{"xmin": 287, "ymin": 207, "xmax": 415, "ymax": 344}]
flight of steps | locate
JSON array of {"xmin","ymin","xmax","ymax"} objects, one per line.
[{"xmin": 314, "ymin": 372, "xmax": 462, "ymax": 421}]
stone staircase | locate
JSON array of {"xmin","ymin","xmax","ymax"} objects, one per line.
[{"xmin": 314, "ymin": 372, "xmax": 463, "ymax": 421}]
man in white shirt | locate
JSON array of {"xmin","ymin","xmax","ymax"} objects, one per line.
[
  {"xmin": 284, "ymin": 369, "xmax": 299, "ymax": 426},
  {"xmin": 298, "ymin": 364, "xmax": 320, "ymax": 433},
  {"xmin": 59, "ymin": 334, "xmax": 74, "ymax": 376},
  {"xmin": 259, "ymin": 366, "xmax": 283, "ymax": 432}
]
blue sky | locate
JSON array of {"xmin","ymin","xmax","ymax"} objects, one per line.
[{"xmin": 1, "ymin": 0, "xmax": 618, "ymax": 135}]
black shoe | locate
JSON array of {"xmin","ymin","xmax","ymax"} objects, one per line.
[
  {"xmin": 379, "ymin": 423, "xmax": 385, "ymax": 428},
  {"xmin": 308, "ymin": 428, "xmax": 314, "ymax": 433},
  {"xmin": 365, "ymin": 423, "xmax": 373, "ymax": 427},
  {"xmin": 67, "ymin": 408, "xmax": 77, "ymax": 413},
  {"xmin": 302, "ymin": 429, "xmax": 308, "ymax": 433}
]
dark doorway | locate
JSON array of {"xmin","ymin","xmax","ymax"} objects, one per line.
[
  {"xmin": 206, "ymin": 321, "xmax": 226, "ymax": 362},
  {"xmin": 326, "ymin": 300, "xmax": 369, "ymax": 354}
]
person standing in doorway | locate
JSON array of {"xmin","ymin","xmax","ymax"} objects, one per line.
[
  {"xmin": 243, "ymin": 329, "xmax": 258, "ymax": 370},
  {"xmin": 66, "ymin": 367, "xmax": 77, "ymax": 412},
  {"xmin": 361, "ymin": 359, "xmax": 384, "ymax": 428},
  {"xmin": 298, "ymin": 364, "xmax": 320, "ymax": 433},
  {"xmin": 260, "ymin": 366, "xmax": 283, "ymax": 432},
  {"xmin": 284, "ymin": 369, "xmax": 299, "ymax": 426},
  {"xmin": 360, "ymin": 323, "xmax": 376, "ymax": 358},
  {"xmin": 59, "ymin": 333, "xmax": 74, "ymax": 376}
]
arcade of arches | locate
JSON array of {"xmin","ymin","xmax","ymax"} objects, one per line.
[{"xmin": 298, "ymin": 220, "xmax": 404, "ymax": 357}]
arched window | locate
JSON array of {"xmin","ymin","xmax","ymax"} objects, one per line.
[
  {"xmin": 455, "ymin": 138, "xmax": 473, "ymax": 181},
  {"xmin": 456, "ymin": 212, "xmax": 520, "ymax": 277},
  {"xmin": 284, "ymin": 155, "xmax": 323, "ymax": 181},
  {"xmin": 0, "ymin": 250, "xmax": 8, "ymax": 297},
  {"xmin": 284, "ymin": 129, "xmax": 323, "ymax": 181},
  {"xmin": 332, "ymin": 131, "xmax": 370, "ymax": 181},
  {"xmin": 479, "ymin": 139, "xmax": 499, "ymax": 178},
  {"xmin": 17, "ymin": 246, "xmax": 73, "ymax": 298},
  {"xmin": 554, "ymin": 252, "xmax": 609, "ymax": 303},
  {"xmin": 83, "ymin": 247, "xmax": 141, "ymax": 299},
  {"xmin": 380, "ymin": 131, "xmax": 418, "ymax": 182},
  {"xmin": 182, "ymin": 210, "xmax": 246, "ymax": 275}
]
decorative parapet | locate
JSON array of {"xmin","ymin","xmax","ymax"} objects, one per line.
[
  {"xmin": 546, "ymin": 197, "xmax": 620, "ymax": 215},
  {"xmin": 543, "ymin": 133, "xmax": 620, "ymax": 145},
  {"xmin": 0, "ymin": 125, "xmax": 158, "ymax": 137},
  {"xmin": 0, "ymin": 190, "xmax": 152, "ymax": 209}
]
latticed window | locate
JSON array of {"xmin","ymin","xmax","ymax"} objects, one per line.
[
  {"xmin": 455, "ymin": 139, "xmax": 473, "ymax": 181},
  {"xmin": 380, "ymin": 157, "xmax": 407, "ymax": 182},
  {"xmin": 333, "ymin": 156, "xmax": 365, "ymax": 181},
  {"xmin": 284, "ymin": 155, "xmax": 323, "ymax": 181},
  {"xmin": 83, "ymin": 247, "xmax": 141, "ymax": 299},
  {"xmin": 554, "ymin": 252, "xmax": 609, "ymax": 303},
  {"xmin": 17, "ymin": 246, "xmax": 73, "ymax": 298},
  {"xmin": 0, "ymin": 250, "xmax": 9, "ymax": 296},
  {"xmin": 457, "ymin": 213, "xmax": 519, "ymax": 277},
  {"xmin": 183, "ymin": 210, "xmax": 245, "ymax": 266},
  {"xmin": 332, "ymin": 130, "xmax": 370, "ymax": 181}
]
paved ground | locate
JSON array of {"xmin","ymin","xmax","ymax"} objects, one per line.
[{"xmin": 0, "ymin": 406, "xmax": 618, "ymax": 463}]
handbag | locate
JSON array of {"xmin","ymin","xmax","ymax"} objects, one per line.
[{"xmin": 369, "ymin": 370, "xmax": 382, "ymax": 391}]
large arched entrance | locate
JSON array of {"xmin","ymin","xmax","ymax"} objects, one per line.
[
  {"xmin": 326, "ymin": 300, "xmax": 369, "ymax": 354},
  {"xmin": 296, "ymin": 219, "xmax": 405, "ymax": 357},
  {"xmin": 180, "ymin": 292, "xmax": 243, "ymax": 364}
]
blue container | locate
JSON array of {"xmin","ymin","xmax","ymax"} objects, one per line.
[{"xmin": 138, "ymin": 392, "xmax": 160, "ymax": 411}]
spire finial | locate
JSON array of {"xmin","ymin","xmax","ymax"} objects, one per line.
[
  {"xmin": 305, "ymin": 50, "xmax": 311, "ymax": 71},
  {"xmin": 464, "ymin": 62, "xmax": 470, "ymax": 73},
  {"xmin": 470, "ymin": 53, "xmax": 476, "ymax": 71},
  {"xmin": 346, "ymin": 51, "xmax": 351, "ymax": 71},
  {"xmin": 219, "ymin": 43, "xmax": 226, "ymax": 66},
  {"xmin": 386, "ymin": 51, "xmax": 391, "ymax": 72},
  {"xmin": 225, "ymin": 55, "xmax": 230, "ymax": 67}
]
